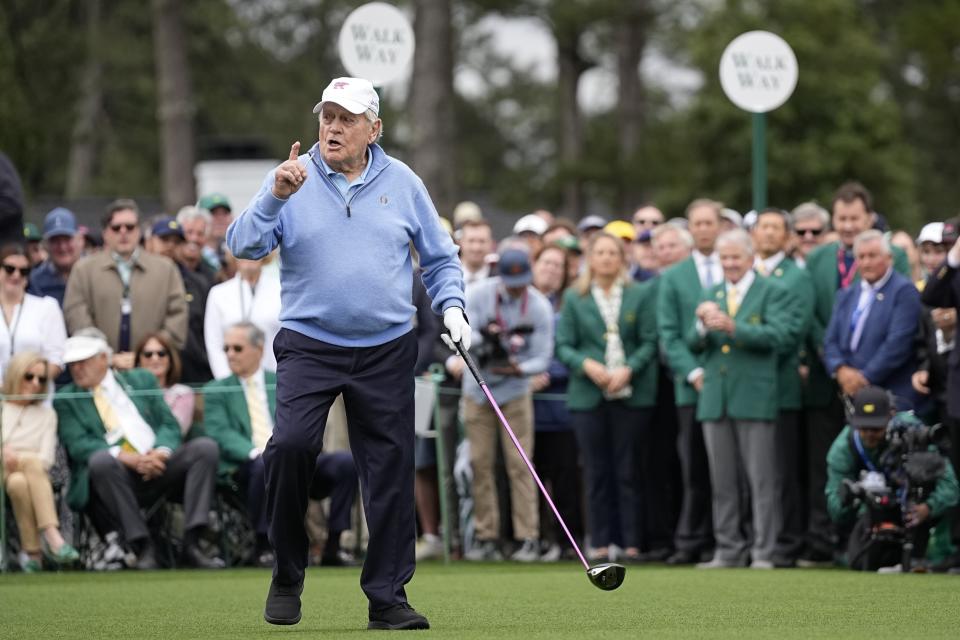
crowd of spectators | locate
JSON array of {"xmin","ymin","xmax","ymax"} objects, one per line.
[{"xmin": 1, "ymin": 179, "xmax": 959, "ymax": 575}]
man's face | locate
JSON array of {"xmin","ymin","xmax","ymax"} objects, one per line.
[
  {"xmin": 794, "ymin": 217, "xmax": 826, "ymax": 257},
  {"xmin": 26, "ymin": 241, "xmax": 46, "ymax": 266},
  {"xmin": 858, "ymin": 427, "xmax": 886, "ymax": 449},
  {"xmin": 855, "ymin": 238, "xmax": 892, "ymax": 284},
  {"xmin": 688, "ymin": 206, "xmax": 720, "ymax": 254},
  {"xmin": 46, "ymin": 234, "xmax": 80, "ymax": 271},
  {"xmin": 832, "ymin": 198, "xmax": 872, "ymax": 248},
  {"xmin": 177, "ymin": 218, "xmax": 207, "ymax": 265},
  {"xmin": 632, "ymin": 206, "xmax": 664, "ymax": 235},
  {"xmin": 459, "ymin": 225, "xmax": 493, "ymax": 270},
  {"xmin": 719, "ymin": 242, "xmax": 751, "ymax": 283},
  {"xmin": 209, "ymin": 206, "xmax": 232, "ymax": 241},
  {"xmin": 224, "ymin": 327, "xmax": 263, "ymax": 378},
  {"xmin": 652, "ymin": 229, "xmax": 690, "ymax": 269},
  {"xmin": 103, "ymin": 209, "xmax": 141, "ymax": 256},
  {"xmin": 147, "ymin": 234, "xmax": 182, "ymax": 260},
  {"xmin": 518, "ymin": 232, "xmax": 543, "ymax": 256},
  {"xmin": 70, "ymin": 353, "xmax": 109, "ymax": 389},
  {"xmin": 319, "ymin": 103, "xmax": 380, "ymax": 173},
  {"xmin": 919, "ymin": 242, "xmax": 947, "ymax": 275},
  {"xmin": 753, "ymin": 213, "xmax": 789, "ymax": 257}
]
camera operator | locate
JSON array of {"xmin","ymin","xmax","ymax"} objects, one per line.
[
  {"xmin": 461, "ymin": 248, "xmax": 554, "ymax": 562},
  {"xmin": 920, "ymin": 216, "xmax": 960, "ymax": 571},
  {"xmin": 826, "ymin": 386, "xmax": 958, "ymax": 571}
]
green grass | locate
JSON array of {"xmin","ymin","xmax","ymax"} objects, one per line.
[{"xmin": 1, "ymin": 563, "xmax": 959, "ymax": 638}]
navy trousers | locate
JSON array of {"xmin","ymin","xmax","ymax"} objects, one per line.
[
  {"xmin": 241, "ymin": 450, "xmax": 356, "ymax": 538},
  {"xmin": 264, "ymin": 328, "xmax": 417, "ymax": 609}
]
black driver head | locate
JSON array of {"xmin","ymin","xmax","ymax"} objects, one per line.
[{"xmin": 587, "ymin": 563, "xmax": 626, "ymax": 591}]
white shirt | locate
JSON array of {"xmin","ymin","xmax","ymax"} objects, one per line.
[
  {"xmin": 0, "ymin": 293, "xmax": 66, "ymax": 385},
  {"xmin": 692, "ymin": 251, "xmax": 722, "ymax": 290},
  {"xmin": 240, "ymin": 368, "xmax": 273, "ymax": 458},
  {"xmin": 463, "ymin": 264, "xmax": 490, "ymax": 285},
  {"xmin": 725, "ymin": 270, "xmax": 756, "ymax": 310},
  {"xmin": 97, "ymin": 369, "xmax": 160, "ymax": 457},
  {"xmin": 204, "ymin": 273, "xmax": 281, "ymax": 379},
  {"xmin": 695, "ymin": 270, "xmax": 756, "ymax": 338},
  {"xmin": 850, "ymin": 267, "xmax": 894, "ymax": 350},
  {"xmin": 754, "ymin": 252, "xmax": 785, "ymax": 277}
]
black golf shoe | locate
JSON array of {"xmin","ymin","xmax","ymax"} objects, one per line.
[
  {"xmin": 368, "ymin": 603, "xmax": 430, "ymax": 630},
  {"xmin": 264, "ymin": 579, "xmax": 303, "ymax": 625}
]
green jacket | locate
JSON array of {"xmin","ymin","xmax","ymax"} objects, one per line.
[
  {"xmin": 556, "ymin": 280, "xmax": 658, "ymax": 410},
  {"xmin": 803, "ymin": 241, "xmax": 910, "ymax": 408},
  {"xmin": 55, "ymin": 368, "xmax": 182, "ymax": 511},
  {"xmin": 763, "ymin": 257, "xmax": 814, "ymax": 410},
  {"xmin": 656, "ymin": 257, "xmax": 704, "ymax": 407},
  {"xmin": 203, "ymin": 372, "xmax": 277, "ymax": 477},
  {"xmin": 687, "ymin": 276, "xmax": 793, "ymax": 422},
  {"xmin": 825, "ymin": 425, "xmax": 959, "ymax": 524}
]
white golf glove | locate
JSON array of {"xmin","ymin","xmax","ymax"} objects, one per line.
[{"xmin": 441, "ymin": 307, "xmax": 472, "ymax": 352}]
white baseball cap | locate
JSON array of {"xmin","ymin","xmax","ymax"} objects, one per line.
[
  {"xmin": 917, "ymin": 222, "xmax": 944, "ymax": 245},
  {"xmin": 64, "ymin": 335, "xmax": 110, "ymax": 364},
  {"xmin": 312, "ymin": 77, "xmax": 380, "ymax": 116},
  {"xmin": 513, "ymin": 213, "xmax": 549, "ymax": 236}
]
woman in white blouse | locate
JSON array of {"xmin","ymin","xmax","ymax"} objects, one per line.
[
  {"xmin": 204, "ymin": 253, "xmax": 281, "ymax": 379},
  {"xmin": 2, "ymin": 351, "xmax": 79, "ymax": 571},
  {"xmin": 0, "ymin": 245, "xmax": 67, "ymax": 385}
]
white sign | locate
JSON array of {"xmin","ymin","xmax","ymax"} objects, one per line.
[
  {"xmin": 338, "ymin": 2, "xmax": 415, "ymax": 85},
  {"xmin": 719, "ymin": 31, "xmax": 798, "ymax": 113}
]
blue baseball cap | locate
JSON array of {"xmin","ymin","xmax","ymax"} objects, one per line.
[
  {"xmin": 151, "ymin": 216, "xmax": 184, "ymax": 239},
  {"xmin": 43, "ymin": 207, "xmax": 78, "ymax": 240},
  {"xmin": 498, "ymin": 249, "xmax": 532, "ymax": 287}
]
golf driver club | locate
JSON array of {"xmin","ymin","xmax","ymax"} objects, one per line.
[{"xmin": 451, "ymin": 338, "xmax": 625, "ymax": 591}]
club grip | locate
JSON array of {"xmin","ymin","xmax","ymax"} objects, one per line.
[{"xmin": 452, "ymin": 338, "xmax": 486, "ymax": 386}]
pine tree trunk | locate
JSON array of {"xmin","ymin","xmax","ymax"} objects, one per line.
[
  {"xmin": 152, "ymin": 0, "xmax": 196, "ymax": 212},
  {"xmin": 66, "ymin": 0, "xmax": 102, "ymax": 198},
  {"xmin": 408, "ymin": 0, "xmax": 457, "ymax": 220}
]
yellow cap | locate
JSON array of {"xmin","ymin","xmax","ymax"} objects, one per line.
[{"xmin": 603, "ymin": 220, "xmax": 635, "ymax": 242}]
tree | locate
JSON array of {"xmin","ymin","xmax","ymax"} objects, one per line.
[
  {"xmin": 153, "ymin": 0, "xmax": 196, "ymax": 211},
  {"xmin": 666, "ymin": 0, "xmax": 917, "ymax": 225},
  {"xmin": 409, "ymin": 0, "xmax": 457, "ymax": 219},
  {"xmin": 66, "ymin": 0, "xmax": 103, "ymax": 198}
]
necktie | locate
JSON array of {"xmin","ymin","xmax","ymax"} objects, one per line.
[
  {"xmin": 727, "ymin": 285, "xmax": 739, "ymax": 317},
  {"xmin": 756, "ymin": 261, "xmax": 767, "ymax": 277},
  {"xmin": 849, "ymin": 291, "xmax": 873, "ymax": 350},
  {"xmin": 245, "ymin": 377, "xmax": 272, "ymax": 451},
  {"xmin": 703, "ymin": 258, "xmax": 714, "ymax": 289},
  {"xmin": 92, "ymin": 385, "xmax": 135, "ymax": 452}
]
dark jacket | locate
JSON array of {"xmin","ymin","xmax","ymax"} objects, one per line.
[{"xmin": 823, "ymin": 270, "xmax": 921, "ymax": 409}]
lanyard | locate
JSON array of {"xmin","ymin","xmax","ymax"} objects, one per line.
[
  {"xmin": 852, "ymin": 430, "xmax": 878, "ymax": 473},
  {"xmin": 837, "ymin": 246, "xmax": 858, "ymax": 289},
  {"xmin": 3, "ymin": 297, "xmax": 25, "ymax": 357},
  {"xmin": 494, "ymin": 286, "xmax": 528, "ymax": 330}
]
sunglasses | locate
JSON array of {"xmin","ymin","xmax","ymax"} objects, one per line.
[
  {"xmin": 223, "ymin": 344, "xmax": 245, "ymax": 353},
  {"xmin": 797, "ymin": 227, "xmax": 824, "ymax": 237},
  {"xmin": 1, "ymin": 264, "xmax": 30, "ymax": 277},
  {"xmin": 24, "ymin": 372, "xmax": 48, "ymax": 385},
  {"xmin": 141, "ymin": 349, "xmax": 168, "ymax": 359},
  {"xmin": 633, "ymin": 218, "xmax": 661, "ymax": 226},
  {"xmin": 110, "ymin": 223, "xmax": 138, "ymax": 233}
]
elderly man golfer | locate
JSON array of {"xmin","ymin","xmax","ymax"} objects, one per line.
[{"xmin": 227, "ymin": 77, "xmax": 469, "ymax": 630}]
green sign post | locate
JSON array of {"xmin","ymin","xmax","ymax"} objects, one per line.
[{"xmin": 719, "ymin": 31, "xmax": 798, "ymax": 213}]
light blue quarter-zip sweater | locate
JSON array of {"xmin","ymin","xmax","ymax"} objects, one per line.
[{"xmin": 227, "ymin": 142, "xmax": 465, "ymax": 348}]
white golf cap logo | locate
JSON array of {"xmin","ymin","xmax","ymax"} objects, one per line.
[{"xmin": 313, "ymin": 77, "xmax": 380, "ymax": 117}]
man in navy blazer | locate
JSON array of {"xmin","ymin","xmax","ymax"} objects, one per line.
[{"xmin": 824, "ymin": 230, "xmax": 921, "ymax": 409}]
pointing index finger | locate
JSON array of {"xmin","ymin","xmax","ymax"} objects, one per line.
[{"xmin": 289, "ymin": 141, "xmax": 300, "ymax": 161}]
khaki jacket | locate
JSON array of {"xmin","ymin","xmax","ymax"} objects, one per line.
[{"xmin": 64, "ymin": 250, "xmax": 188, "ymax": 351}]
